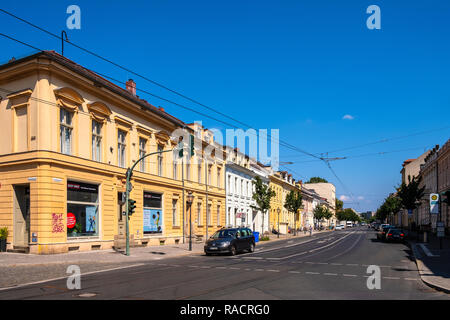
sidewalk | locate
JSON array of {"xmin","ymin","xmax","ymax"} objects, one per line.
[
  {"xmin": 0, "ymin": 229, "xmax": 334, "ymax": 267},
  {"xmin": 408, "ymin": 230, "xmax": 450, "ymax": 294},
  {"xmin": 0, "ymin": 229, "xmax": 335, "ymax": 288}
]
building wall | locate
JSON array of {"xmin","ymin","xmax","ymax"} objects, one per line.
[{"xmin": 0, "ymin": 54, "xmax": 226, "ymax": 254}]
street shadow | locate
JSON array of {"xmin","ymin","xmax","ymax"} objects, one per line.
[{"xmin": 150, "ymin": 251, "xmax": 166, "ymax": 255}]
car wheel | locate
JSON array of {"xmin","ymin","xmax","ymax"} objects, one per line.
[
  {"xmin": 248, "ymin": 243, "xmax": 255, "ymax": 253},
  {"xmin": 230, "ymin": 245, "xmax": 237, "ymax": 256},
  {"xmin": 205, "ymin": 252, "xmax": 211, "ymax": 256}
]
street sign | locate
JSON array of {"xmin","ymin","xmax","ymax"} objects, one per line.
[
  {"xmin": 437, "ymin": 222, "xmax": 445, "ymax": 237},
  {"xmin": 408, "ymin": 209, "xmax": 412, "ymax": 216},
  {"xmin": 430, "ymin": 193, "xmax": 439, "ymax": 214}
]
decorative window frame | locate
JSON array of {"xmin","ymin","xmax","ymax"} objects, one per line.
[
  {"xmin": 114, "ymin": 116, "xmax": 133, "ymax": 168},
  {"xmin": 87, "ymin": 102, "xmax": 111, "ymax": 163},
  {"xmin": 7, "ymin": 89, "xmax": 32, "ymax": 153},
  {"xmin": 54, "ymin": 88, "xmax": 84, "ymax": 156}
]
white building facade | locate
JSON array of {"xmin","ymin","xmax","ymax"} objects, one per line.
[{"xmin": 225, "ymin": 149, "xmax": 255, "ymax": 230}]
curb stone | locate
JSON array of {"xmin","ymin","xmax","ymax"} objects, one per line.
[{"xmin": 410, "ymin": 242, "xmax": 450, "ymax": 294}]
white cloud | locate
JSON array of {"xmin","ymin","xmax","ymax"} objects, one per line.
[
  {"xmin": 342, "ymin": 114, "xmax": 354, "ymax": 120},
  {"xmin": 339, "ymin": 195, "xmax": 351, "ymax": 201},
  {"xmin": 357, "ymin": 196, "xmax": 365, "ymax": 200}
]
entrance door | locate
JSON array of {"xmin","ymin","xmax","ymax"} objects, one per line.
[{"xmin": 13, "ymin": 185, "xmax": 30, "ymax": 247}]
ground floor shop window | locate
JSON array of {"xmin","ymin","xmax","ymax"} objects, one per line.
[
  {"xmin": 143, "ymin": 192, "xmax": 163, "ymax": 234},
  {"xmin": 67, "ymin": 181, "xmax": 99, "ymax": 238}
]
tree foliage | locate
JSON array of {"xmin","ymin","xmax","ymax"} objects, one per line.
[
  {"xmin": 306, "ymin": 177, "xmax": 328, "ymax": 184},
  {"xmin": 376, "ymin": 194, "xmax": 402, "ymax": 221},
  {"xmin": 251, "ymin": 176, "xmax": 276, "ymax": 231},
  {"xmin": 337, "ymin": 208, "xmax": 360, "ymax": 222},
  {"xmin": 313, "ymin": 205, "xmax": 332, "ymax": 221},
  {"xmin": 396, "ymin": 175, "xmax": 425, "ymax": 211},
  {"xmin": 284, "ymin": 190, "xmax": 303, "ymax": 215}
]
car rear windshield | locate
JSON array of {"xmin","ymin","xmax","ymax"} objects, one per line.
[
  {"xmin": 388, "ymin": 229, "xmax": 402, "ymax": 234},
  {"xmin": 211, "ymin": 230, "xmax": 236, "ymax": 239}
]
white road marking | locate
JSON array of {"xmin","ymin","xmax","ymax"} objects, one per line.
[
  {"xmin": 288, "ymin": 271, "xmax": 300, "ymax": 274},
  {"xmin": 383, "ymin": 277, "xmax": 400, "ymax": 280},
  {"xmin": 306, "ymin": 272, "xmax": 320, "ymax": 275},
  {"xmin": 216, "ymin": 266, "xmax": 226, "ymax": 269},
  {"xmin": 229, "ymin": 267, "xmax": 240, "ymax": 270},
  {"xmin": 346, "ymin": 264, "xmax": 358, "ymax": 266},
  {"xmin": 419, "ymin": 244, "xmax": 439, "ymax": 257},
  {"xmin": 404, "ymin": 278, "xmax": 419, "ymax": 281},
  {"xmin": 0, "ymin": 263, "xmax": 146, "ymax": 291},
  {"xmin": 254, "ymin": 269, "xmax": 265, "ymax": 272},
  {"xmin": 243, "ymin": 257, "xmax": 263, "ymax": 260},
  {"xmin": 324, "ymin": 273, "xmax": 338, "ymax": 276},
  {"xmin": 331, "ymin": 263, "xmax": 342, "ymax": 266},
  {"xmin": 267, "ymin": 269, "xmax": 280, "ymax": 272},
  {"xmin": 343, "ymin": 274, "xmax": 358, "ymax": 277}
]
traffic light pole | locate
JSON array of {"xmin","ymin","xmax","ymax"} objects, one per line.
[{"xmin": 124, "ymin": 148, "xmax": 175, "ymax": 256}]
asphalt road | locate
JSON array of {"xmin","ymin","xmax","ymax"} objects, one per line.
[{"xmin": 1, "ymin": 227, "xmax": 449, "ymax": 300}]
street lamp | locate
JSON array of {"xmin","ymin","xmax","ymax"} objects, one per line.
[
  {"xmin": 277, "ymin": 208, "xmax": 281, "ymax": 238},
  {"xmin": 187, "ymin": 191, "xmax": 194, "ymax": 251}
]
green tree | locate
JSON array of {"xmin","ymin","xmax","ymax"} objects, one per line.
[
  {"xmin": 284, "ymin": 190, "xmax": 303, "ymax": 235},
  {"xmin": 376, "ymin": 194, "xmax": 401, "ymax": 222},
  {"xmin": 313, "ymin": 205, "xmax": 332, "ymax": 227},
  {"xmin": 396, "ymin": 175, "xmax": 425, "ymax": 212},
  {"xmin": 335, "ymin": 198, "xmax": 344, "ymax": 213},
  {"xmin": 306, "ymin": 177, "xmax": 328, "ymax": 184},
  {"xmin": 251, "ymin": 176, "xmax": 276, "ymax": 234}
]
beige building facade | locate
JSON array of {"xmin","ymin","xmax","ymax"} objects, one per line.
[{"xmin": 0, "ymin": 51, "xmax": 226, "ymax": 254}]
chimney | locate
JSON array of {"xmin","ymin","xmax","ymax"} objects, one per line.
[
  {"xmin": 159, "ymin": 107, "xmax": 165, "ymax": 112},
  {"xmin": 126, "ymin": 79, "xmax": 136, "ymax": 96}
]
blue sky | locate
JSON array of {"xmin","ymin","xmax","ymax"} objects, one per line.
[{"xmin": 1, "ymin": 1, "xmax": 449, "ymax": 212}]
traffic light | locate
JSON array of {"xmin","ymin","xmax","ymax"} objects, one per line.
[
  {"xmin": 442, "ymin": 190, "xmax": 450, "ymax": 205},
  {"xmin": 128, "ymin": 198, "xmax": 136, "ymax": 216},
  {"xmin": 178, "ymin": 134, "xmax": 195, "ymax": 157}
]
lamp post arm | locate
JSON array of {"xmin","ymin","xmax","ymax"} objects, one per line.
[{"xmin": 125, "ymin": 147, "xmax": 178, "ymax": 256}]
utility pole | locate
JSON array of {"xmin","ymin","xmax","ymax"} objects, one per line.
[
  {"xmin": 182, "ymin": 153, "xmax": 185, "ymax": 244},
  {"xmin": 205, "ymin": 157, "xmax": 209, "ymax": 240},
  {"xmin": 124, "ymin": 148, "xmax": 174, "ymax": 256}
]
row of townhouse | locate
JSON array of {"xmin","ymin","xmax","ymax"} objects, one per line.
[
  {"xmin": 0, "ymin": 50, "xmax": 335, "ymax": 254},
  {"xmin": 395, "ymin": 140, "xmax": 450, "ymax": 232}
]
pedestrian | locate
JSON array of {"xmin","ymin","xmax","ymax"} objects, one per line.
[{"xmin": 309, "ymin": 225, "xmax": 312, "ymax": 236}]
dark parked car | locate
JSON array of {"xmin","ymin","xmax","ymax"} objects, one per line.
[
  {"xmin": 376, "ymin": 225, "xmax": 395, "ymax": 241},
  {"xmin": 204, "ymin": 227, "xmax": 255, "ymax": 256},
  {"xmin": 385, "ymin": 228, "xmax": 406, "ymax": 242}
]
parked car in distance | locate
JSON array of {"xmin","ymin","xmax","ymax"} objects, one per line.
[
  {"xmin": 335, "ymin": 224, "xmax": 345, "ymax": 230},
  {"xmin": 204, "ymin": 227, "xmax": 255, "ymax": 256},
  {"xmin": 385, "ymin": 229, "xmax": 406, "ymax": 242},
  {"xmin": 346, "ymin": 221, "xmax": 353, "ymax": 228},
  {"xmin": 377, "ymin": 225, "xmax": 395, "ymax": 241}
]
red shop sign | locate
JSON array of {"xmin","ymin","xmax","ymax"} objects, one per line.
[{"xmin": 67, "ymin": 212, "xmax": 76, "ymax": 229}]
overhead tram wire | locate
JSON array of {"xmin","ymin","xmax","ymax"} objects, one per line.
[
  {"xmin": 0, "ymin": 31, "xmax": 356, "ymax": 202},
  {"xmin": 0, "ymin": 8, "xmax": 323, "ymax": 162},
  {"xmin": 0, "ymin": 32, "xmax": 319, "ymax": 161},
  {"xmin": 0, "ymin": 31, "xmax": 354, "ymax": 198},
  {"xmin": 282, "ymin": 125, "xmax": 450, "ymax": 159}
]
